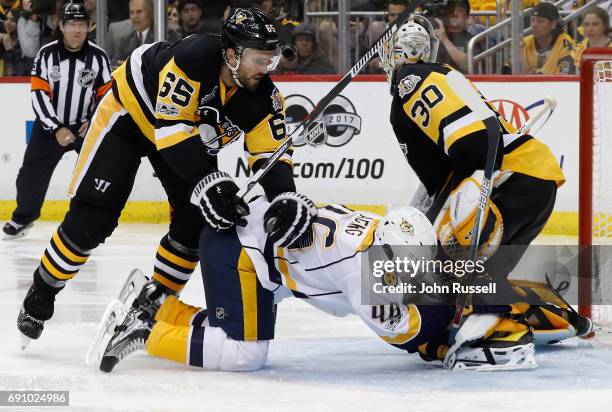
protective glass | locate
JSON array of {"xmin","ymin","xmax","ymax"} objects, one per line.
[{"xmin": 242, "ymin": 48, "xmax": 281, "ymax": 73}]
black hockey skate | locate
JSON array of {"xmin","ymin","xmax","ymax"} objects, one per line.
[
  {"xmin": 17, "ymin": 283, "xmax": 57, "ymax": 349},
  {"xmin": 2, "ymin": 221, "xmax": 33, "ymax": 240},
  {"xmin": 99, "ymin": 305, "xmax": 153, "ymax": 373}
]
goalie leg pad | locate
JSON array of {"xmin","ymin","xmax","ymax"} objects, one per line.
[{"xmin": 438, "ymin": 173, "xmax": 503, "ymax": 259}]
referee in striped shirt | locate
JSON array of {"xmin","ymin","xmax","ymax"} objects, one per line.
[{"xmin": 2, "ymin": 1, "xmax": 111, "ymax": 239}]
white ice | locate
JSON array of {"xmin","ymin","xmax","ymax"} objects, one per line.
[{"xmin": 1, "ymin": 223, "xmax": 612, "ymax": 411}]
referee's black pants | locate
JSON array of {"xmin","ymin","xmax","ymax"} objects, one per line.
[{"xmin": 11, "ymin": 121, "xmax": 83, "ymax": 225}]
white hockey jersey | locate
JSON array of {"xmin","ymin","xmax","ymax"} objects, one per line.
[{"xmin": 237, "ymin": 198, "xmax": 423, "ymax": 346}]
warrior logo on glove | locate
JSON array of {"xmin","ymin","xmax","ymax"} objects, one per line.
[
  {"xmin": 264, "ymin": 192, "xmax": 318, "ymax": 248},
  {"xmin": 191, "ymin": 171, "xmax": 250, "ymax": 230}
]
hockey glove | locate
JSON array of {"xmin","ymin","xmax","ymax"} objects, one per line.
[
  {"xmin": 264, "ymin": 192, "xmax": 317, "ymax": 248},
  {"xmin": 190, "ymin": 171, "xmax": 249, "ymax": 230}
]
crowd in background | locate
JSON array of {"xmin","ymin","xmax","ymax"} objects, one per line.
[{"xmin": 0, "ymin": 0, "xmax": 611, "ymax": 76}]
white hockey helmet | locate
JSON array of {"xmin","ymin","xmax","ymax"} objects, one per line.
[
  {"xmin": 374, "ymin": 206, "xmax": 438, "ymax": 261},
  {"xmin": 380, "ymin": 14, "xmax": 439, "ymax": 91}
]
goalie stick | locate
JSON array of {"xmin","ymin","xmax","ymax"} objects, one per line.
[
  {"xmin": 442, "ymin": 70, "xmax": 503, "ymax": 356},
  {"xmin": 234, "ymin": 0, "xmax": 426, "ymax": 202},
  {"xmin": 443, "ymin": 91, "xmax": 559, "ymax": 363}
]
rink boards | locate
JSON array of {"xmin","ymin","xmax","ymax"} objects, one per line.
[{"xmin": 0, "ymin": 75, "xmax": 580, "ymax": 234}]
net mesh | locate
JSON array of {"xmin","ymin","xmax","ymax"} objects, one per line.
[{"xmin": 591, "ymin": 60, "xmax": 612, "ymax": 325}]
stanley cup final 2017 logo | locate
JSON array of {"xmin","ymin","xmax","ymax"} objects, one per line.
[{"xmin": 284, "ymin": 94, "xmax": 362, "ymax": 147}]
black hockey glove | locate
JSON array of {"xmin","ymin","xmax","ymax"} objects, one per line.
[
  {"xmin": 190, "ymin": 171, "xmax": 249, "ymax": 230},
  {"xmin": 264, "ymin": 192, "xmax": 317, "ymax": 248}
]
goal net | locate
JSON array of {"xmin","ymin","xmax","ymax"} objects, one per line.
[{"xmin": 579, "ymin": 49, "xmax": 612, "ymax": 328}]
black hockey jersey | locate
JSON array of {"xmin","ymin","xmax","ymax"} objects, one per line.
[
  {"xmin": 390, "ymin": 63, "xmax": 565, "ymax": 196},
  {"xmin": 111, "ymin": 34, "xmax": 294, "ymax": 195}
]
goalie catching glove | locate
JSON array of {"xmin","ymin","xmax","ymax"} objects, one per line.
[
  {"xmin": 190, "ymin": 171, "xmax": 250, "ymax": 230},
  {"xmin": 264, "ymin": 192, "xmax": 318, "ymax": 248}
]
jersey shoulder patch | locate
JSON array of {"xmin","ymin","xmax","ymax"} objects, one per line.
[{"xmin": 394, "ymin": 63, "xmax": 450, "ymax": 102}]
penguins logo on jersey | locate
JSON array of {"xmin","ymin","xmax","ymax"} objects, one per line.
[
  {"xmin": 284, "ymin": 94, "xmax": 362, "ymax": 147},
  {"xmin": 197, "ymin": 106, "xmax": 243, "ymax": 154},
  {"xmin": 78, "ymin": 69, "xmax": 97, "ymax": 88}
]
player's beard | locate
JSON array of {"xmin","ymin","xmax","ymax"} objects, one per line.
[{"xmin": 239, "ymin": 74, "xmax": 264, "ymax": 92}]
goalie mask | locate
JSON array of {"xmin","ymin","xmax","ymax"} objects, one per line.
[{"xmin": 380, "ymin": 14, "xmax": 439, "ymax": 93}]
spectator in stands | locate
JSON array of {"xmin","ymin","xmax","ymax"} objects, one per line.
[
  {"xmin": 0, "ymin": 9, "xmax": 29, "ymax": 75},
  {"xmin": 367, "ymin": 0, "xmax": 407, "ymax": 73},
  {"xmin": 522, "ymin": 2, "xmax": 576, "ymax": 74},
  {"xmin": 176, "ymin": 0, "xmax": 202, "ymax": 38},
  {"xmin": 276, "ymin": 23, "xmax": 336, "ymax": 74},
  {"xmin": 18, "ymin": 0, "xmax": 42, "ymax": 66},
  {"xmin": 0, "ymin": 0, "xmax": 20, "ymax": 23},
  {"xmin": 200, "ymin": 0, "xmax": 230, "ymax": 35},
  {"xmin": 434, "ymin": 0, "xmax": 482, "ymax": 73},
  {"xmin": 84, "ymin": 0, "xmax": 96, "ymax": 41},
  {"xmin": 167, "ymin": 3, "xmax": 179, "ymax": 32},
  {"xmin": 573, "ymin": 7, "xmax": 612, "ymax": 67},
  {"xmin": 251, "ymin": 0, "xmax": 299, "ymax": 44},
  {"xmin": 109, "ymin": 0, "xmax": 130, "ymax": 23},
  {"xmin": 108, "ymin": 0, "xmax": 153, "ymax": 67}
]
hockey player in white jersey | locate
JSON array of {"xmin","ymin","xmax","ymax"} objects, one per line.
[{"xmin": 96, "ymin": 197, "xmax": 588, "ymax": 372}]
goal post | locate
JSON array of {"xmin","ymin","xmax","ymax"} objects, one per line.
[{"xmin": 579, "ymin": 48, "xmax": 612, "ymax": 327}]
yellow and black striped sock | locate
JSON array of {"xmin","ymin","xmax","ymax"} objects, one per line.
[
  {"xmin": 152, "ymin": 235, "xmax": 198, "ymax": 293},
  {"xmin": 36, "ymin": 228, "xmax": 91, "ymax": 288}
]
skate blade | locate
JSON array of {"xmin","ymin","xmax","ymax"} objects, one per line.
[
  {"xmin": 453, "ymin": 344, "xmax": 538, "ymax": 372},
  {"xmin": 20, "ymin": 334, "xmax": 32, "ymax": 350},
  {"xmin": 85, "ymin": 299, "xmax": 125, "ymax": 366},
  {"xmin": 2, "ymin": 229, "xmax": 30, "ymax": 241},
  {"xmin": 118, "ymin": 269, "xmax": 149, "ymax": 305}
]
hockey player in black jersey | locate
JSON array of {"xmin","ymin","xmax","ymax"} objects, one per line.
[
  {"xmin": 17, "ymin": 8, "xmax": 316, "ymax": 348},
  {"xmin": 377, "ymin": 15, "xmax": 591, "ymax": 360},
  {"xmin": 379, "ymin": 15, "xmax": 567, "ymax": 273}
]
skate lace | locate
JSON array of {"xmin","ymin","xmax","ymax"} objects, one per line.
[{"xmin": 117, "ymin": 337, "xmax": 145, "ymax": 361}]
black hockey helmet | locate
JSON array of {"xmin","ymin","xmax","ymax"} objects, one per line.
[
  {"xmin": 222, "ymin": 8, "xmax": 281, "ymax": 53},
  {"xmin": 61, "ymin": 1, "xmax": 91, "ymax": 23}
]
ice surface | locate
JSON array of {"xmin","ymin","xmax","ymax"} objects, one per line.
[{"xmin": 1, "ymin": 223, "xmax": 611, "ymax": 411}]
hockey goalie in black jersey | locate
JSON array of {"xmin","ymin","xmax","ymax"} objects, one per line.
[
  {"xmin": 17, "ymin": 8, "xmax": 316, "ymax": 348},
  {"xmin": 380, "ymin": 15, "xmax": 566, "ymax": 259}
]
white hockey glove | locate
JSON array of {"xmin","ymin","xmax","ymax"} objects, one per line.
[
  {"xmin": 264, "ymin": 192, "xmax": 318, "ymax": 248},
  {"xmin": 190, "ymin": 171, "xmax": 249, "ymax": 230}
]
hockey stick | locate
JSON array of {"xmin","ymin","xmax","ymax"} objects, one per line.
[
  {"xmin": 519, "ymin": 95, "xmax": 557, "ymax": 134},
  {"xmin": 443, "ymin": 71, "xmax": 503, "ymax": 353},
  {"xmin": 443, "ymin": 94, "xmax": 559, "ymax": 359},
  {"xmin": 235, "ymin": 1, "xmax": 425, "ymax": 201}
]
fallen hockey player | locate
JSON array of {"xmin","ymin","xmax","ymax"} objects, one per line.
[{"xmin": 92, "ymin": 198, "xmax": 592, "ymax": 373}]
